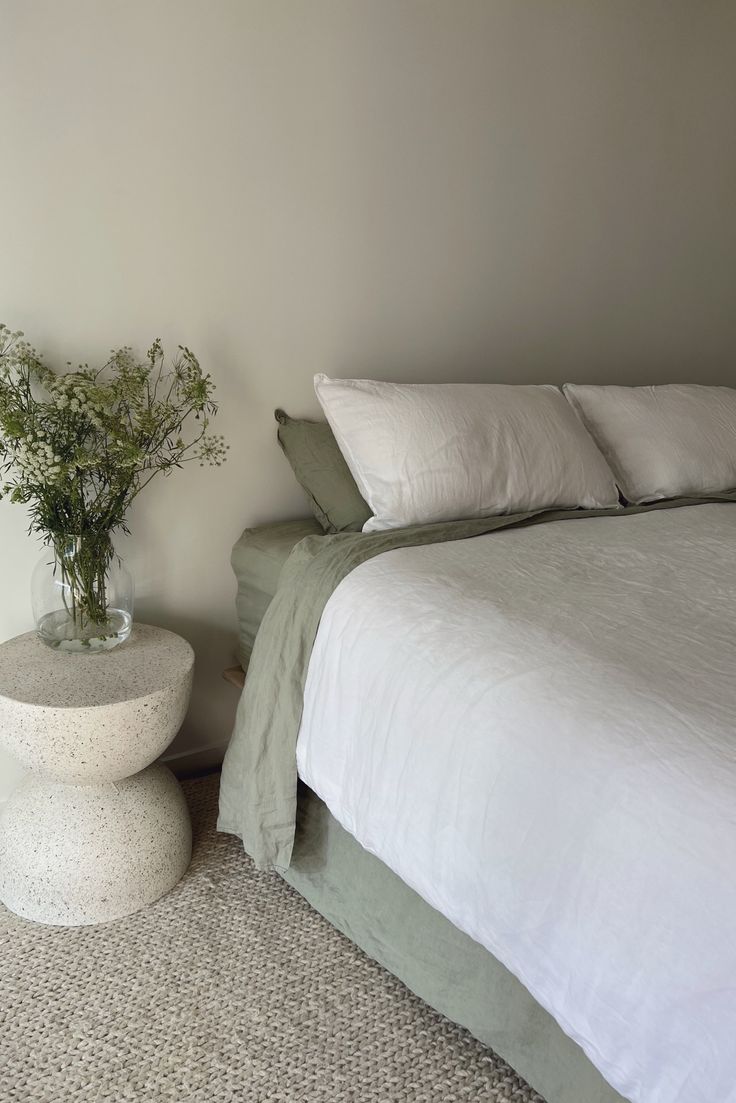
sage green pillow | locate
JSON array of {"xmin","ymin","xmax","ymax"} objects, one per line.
[{"xmin": 275, "ymin": 409, "xmax": 371, "ymax": 533}]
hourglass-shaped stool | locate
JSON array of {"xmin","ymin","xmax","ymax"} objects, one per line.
[{"xmin": 0, "ymin": 624, "xmax": 193, "ymax": 926}]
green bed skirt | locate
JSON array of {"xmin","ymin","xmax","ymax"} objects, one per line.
[{"xmin": 281, "ymin": 785, "xmax": 627, "ymax": 1103}]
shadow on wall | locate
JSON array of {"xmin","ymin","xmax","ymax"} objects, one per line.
[{"xmin": 134, "ymin": 599, "xmax": 241, "ymax": 771}]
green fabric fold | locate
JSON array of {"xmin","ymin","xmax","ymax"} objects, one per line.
[{"xmin": 217, "ymin": 493, "xmax": 736, "ymax": 870}]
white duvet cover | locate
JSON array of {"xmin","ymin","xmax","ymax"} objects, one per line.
[{"xmin": 295, "ymin": 504, "xmax": 736, "ymax": 1103}]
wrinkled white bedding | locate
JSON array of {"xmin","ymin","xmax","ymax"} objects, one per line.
[{"xmin": 296, "ymin": 504, "xmax": 736, "ymax": 1103}]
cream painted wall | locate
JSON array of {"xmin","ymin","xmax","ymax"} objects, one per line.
[{"xmin": 1, "ymin": 0, "xmax": 735, "ymax": 800}]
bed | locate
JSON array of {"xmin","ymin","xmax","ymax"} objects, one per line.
[
  {"xmin": 231, "ymin": 517, "xmax": 322, "ymax": 671},
  {"xmin": 219, "ymin": 381, "xmax": 736, "ymax": 1103},
  {"xmin": 219, "ymin": 496, "xmax": 736, "ymax": 1103}
]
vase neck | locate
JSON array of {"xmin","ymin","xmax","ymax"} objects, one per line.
[{"xmin": 53, "ymin": 532, "xmax": 113, "ymax": 551}]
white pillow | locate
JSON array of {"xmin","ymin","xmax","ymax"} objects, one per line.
[
  {"xmin": 314, "ymin": 376, "xmax": 619, "ymax": 531},
  {"xmin": 563, "ymin": 384, "xmax": 736, "ymax": 504}
]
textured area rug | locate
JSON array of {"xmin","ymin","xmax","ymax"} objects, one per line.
[{"xmin": 0, "ymin": 773, "xmax": 543, "ymax": 1103}]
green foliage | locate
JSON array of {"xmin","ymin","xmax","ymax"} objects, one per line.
[{"xmin": 0, "ymin": 324, "xmax": 228, "ymax": 626}]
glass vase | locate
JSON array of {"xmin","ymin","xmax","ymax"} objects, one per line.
[{"xmin": 31, "ymin": 535, "xmax": 134, "ymax": 653}]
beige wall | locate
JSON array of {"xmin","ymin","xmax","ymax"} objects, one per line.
[{"xmin": 1, "ymin": 0, "xmax": 735, "ymax": 800}]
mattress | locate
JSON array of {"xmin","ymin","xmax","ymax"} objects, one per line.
[
  {"xmin": 231, "ymin": 517, "xmax": 323, "ymax": 667},
  {"xmin": 295, "ymin": 504, "xmax": 736, "ymax": 1103}
]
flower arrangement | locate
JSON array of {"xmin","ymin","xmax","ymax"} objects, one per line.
[{"xmin": 0, "ymin": 323, "xmax": 227, "ymax": 649}]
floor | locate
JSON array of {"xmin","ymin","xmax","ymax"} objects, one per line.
[{"xmin": 0, "ymin": 773, "xmax": 542, "ymax": 1102}]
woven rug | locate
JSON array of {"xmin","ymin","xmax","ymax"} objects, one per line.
[{"xmin": 0, "ymin": 773, "xmax": 543, "ymax": 1103}]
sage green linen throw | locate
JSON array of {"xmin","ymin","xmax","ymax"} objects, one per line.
[{"xmin": 217, "ymin": 493, "xmax": 736, "ymax": 871}]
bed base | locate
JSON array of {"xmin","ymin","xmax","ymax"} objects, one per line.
[{"xmin": 281, "ymin": 785, "xmax": 627, "ymax": 1103}]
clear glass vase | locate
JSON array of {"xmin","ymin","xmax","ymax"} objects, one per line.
[{"xmin": 32, "ymin": 535, "xmax": 134, "ymax": 653}]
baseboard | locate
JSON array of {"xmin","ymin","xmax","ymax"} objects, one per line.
[{"xmin": 161, "ymin": 740, "xmax": 229, "ymax": 778}]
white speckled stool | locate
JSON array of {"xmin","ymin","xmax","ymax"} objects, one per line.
[{"xmin": 0, "ymin": 624, "xmax": 194, "ymax": 926}]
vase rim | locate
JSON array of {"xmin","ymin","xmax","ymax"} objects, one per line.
[{"xmin": 50, "ymin": 531, "xmax": 114, "ymax": 540}]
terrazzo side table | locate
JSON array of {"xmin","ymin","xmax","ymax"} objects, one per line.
[{"xmin": 0, "ymin": 624, "xmax": 194, "ymax": 926}]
